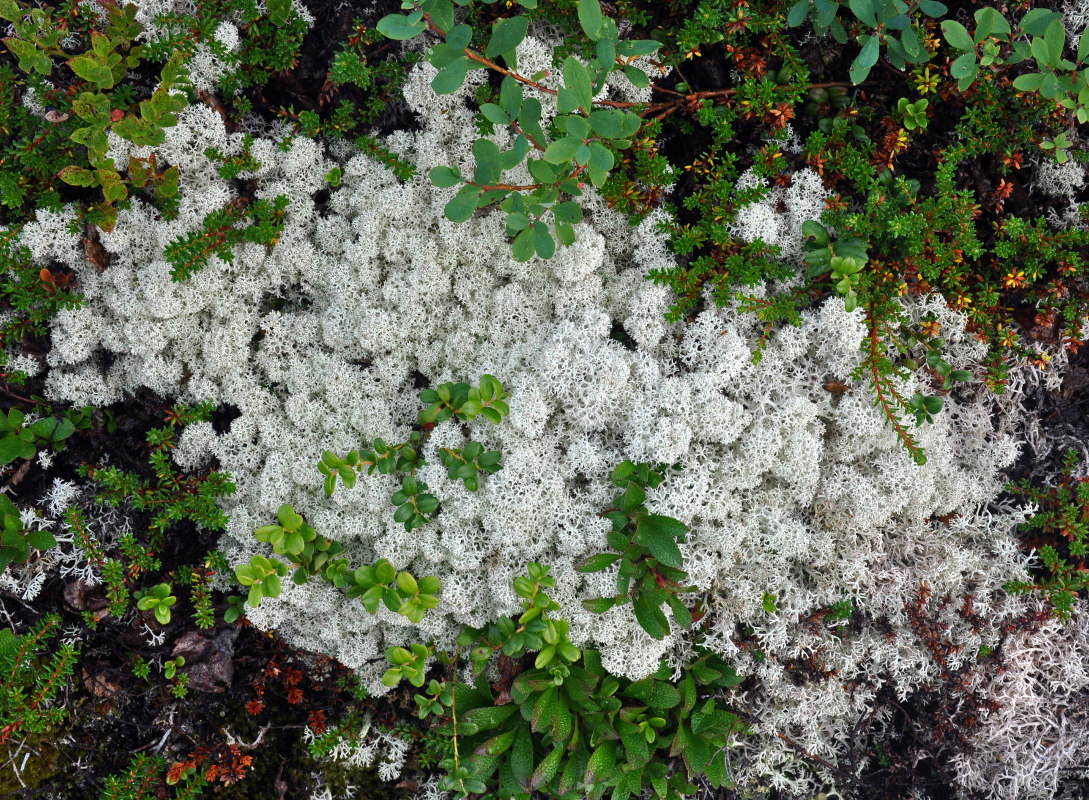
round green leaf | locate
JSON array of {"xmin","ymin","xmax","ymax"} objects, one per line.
[
  {"xmin": 941, "ymin": 20, "xmax": 975, "ymax": 50},
  {"xmin": 429, "ymin": 166, "xmax": 461, "ymax": 187},
  {"xmin": 376, "ymin": 13, "xmax": 427, "ymax": 40}
]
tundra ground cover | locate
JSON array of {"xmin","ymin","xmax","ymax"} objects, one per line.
[{"xmin": 0, "ymin": 0, "xmax": 1088, "ymax": 798}]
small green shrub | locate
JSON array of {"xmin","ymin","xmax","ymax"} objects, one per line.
[
  {"xmin": 0, "ymin": 614, "xmax": 77, "ymax": 745},
  {"xmin": 1006, "ymin": 450, "xmax": 1089, "ymax": 621}
]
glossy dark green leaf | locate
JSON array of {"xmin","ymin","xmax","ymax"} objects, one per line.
[
  {"xmin": 633, "ymin": 593, "xmax": 667, "ymax": 639},
  {"xmin": 577, "ymin": 553, "xmax": 620, "ymax": 572},
  {"xmin": 635, "ymin": 515, "xmax": 686, "ymax": 568},
  {"xmin": 582, "ymin": 596, "xmax": 617, "ymax": 613},
  {"xmin": 619, "ymin": 721, "xmax": 650, "ymax": 766}
]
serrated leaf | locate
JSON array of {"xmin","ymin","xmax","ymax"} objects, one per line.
[
  {"xmin": 635, "ymin": 515, "xmax": 686, "ymax": 568},
  {"xmin": 476, "ymin": 729, "xmax": 518, "ymax": 757},
  {"xmin": 511, "ymin": 724, "xmax": 534, "ymax": 787},
  {"xmin": 618, "ymin": 721, "xmax": 650, "ymax": 766},
  {"xmin": 577, "ymin": 553, "xmax": 620, "ymax": 572},
  {"xmin": 633, "ymin": 593, "xmax": 667, "ymax": 640}
]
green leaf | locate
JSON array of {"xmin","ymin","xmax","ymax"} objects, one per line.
[
  {"xmin": 588, "ymin": 142, "xmax": 614, "ymax": 172},
  {"xmin": 432, "ymin": 57, "xmax": 469, "ymax": 94},
  {"xmin": 578, "ymin": 0, "xmax": 604, "ymax": 39},
  {"xmin": 619, "ymin": 721, "xmax": 650, "ymax": 767},
  {"xmin": 267, "ymin": 0, "xmax": 292, "ymax": 26},
  {"xmin": 848, "ymin": 0, "xmax": 877, "ymax": 28},
  {"xmin": 68, "ymin": 54, "xmax": 114, "ymax": 88},
  {"xmin": 633, "ymin": 593, "xmax": 667, "ymax": 640},
  {"xmin": 473, "ymin": 138, "xmax": 502, "ymax": 184},
  {"xmin": 577, "ymin": 553, "xmax": 620, "ymax": 572},
  {"xmin": 25, "ymin": 529, "xmax": 56, "ymax": 551},
  {"xmin": 918, "ymin": 0, "xmax": 947, "ymax": 16},
  {"xmin": 532, "ymin": 685, "xmax": 559, "ymax": 732},
  {"xmin": 98, "ymin": 170, "xmax": 127, "ymax": 204},
  {"xmin": 950, "ymin": 52, "xmax": 978, "ymax": 79},
  {"xmin": 511, "ymin": 724, "xmax": 534, "ymax": 788},
  {"xmin": 850, "ymin": 36, "xmax": 879, "ymax": 84},
  {"xmin": 486, "ymin": 16, "xmax": 528, "ymax": 60},
  {"xmin": 1013, "ymin": 72, "xmax": 1046, "ymax": 91},
  {"xmin": 512, "ymin": 227, "xmax": 535, "ymax": 261},
  {"xmin": 376, "ymin": 13, "xmax": 428, "ymax": 40},
  {"xmin": 668, "ymin": 594, "xmax": 692, "ymax": 629},
  {"xmin": 635, "ymin": 515, "xmax": 686, "ymax": 568},
  {"xmin": 530, "ymin": 747, "xmax": 563, "ymax": 791},
  {"xmin": 900, "ymin": 27, "xmax": 923, "ymax": 58},
  {"xmin": 500, "ymin": 76, "xmax": 524, "ymax": 118},
  {"xmin": 480, "ymin": 102, "xmax": 510, "ymax": 125},
  {"xmin": 942, "ymin": 20, "xmax": 975, "ymax": 51},
  {"xmin": 430, "ymin": 166, "xmax": 462, "ymax": 187},
  {"xmin": 623, "ymin": 64, "xmax": 650, "ymax": 88},
  {"xmin": 1021, "ymin": 8, "xmax": 1059, "ymax": 37},
  {"xmin": 582, "ymin": 596, "xmax": 617, "ymax": 613},
  {"xmin": 563, "ymin": 56, "xmax": 593, "ymax": 110},
  {"xmin": 544, "ymin": 136, "xmax": 583, "ymax": 164},
  {"xmin": 787, "ymin": 0, "xmax": 810, "ymax": 27},
  {"xmin": 1044, "ymin": 18, "xmax": 1066, "ymax": 64},
  {"xmin": 445, "ymin": 186, "xmax": 481, "ymax": 222},
  {"xmin": 0, "ymin": 436, "xmax": 25, "ymax": 466},
  {"xmin": 533, "ymin": 222, "xmax": 555, "ymax": 259},
  {"xmin": 476, "ymin": 729, "xmax": 518, "ymax": 757},
  {"xmin": 462, "ymin": 704, "xmax": 518, "ymax": 732},
  {"xmin": 554, "ymin": 201, "xmax": 582, "ymax": 225},
  {"xmin": 58, "ymin": 166, "xmax": 96, "ymax": 187}
]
